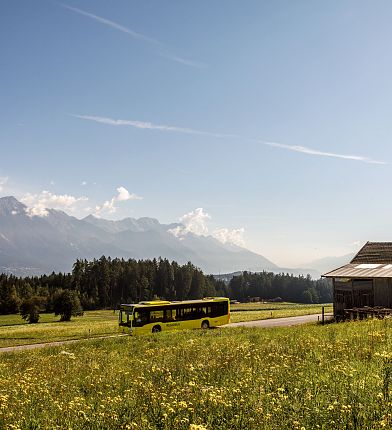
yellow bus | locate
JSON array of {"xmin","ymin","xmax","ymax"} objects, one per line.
[{"xmin": 119, "ymin": 297, "xmax": 230, "ymax": 335}]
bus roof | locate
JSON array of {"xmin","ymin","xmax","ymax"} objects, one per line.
[{"xmin": 120, "ymin": 297, "xmax": 229, "ymax": 308}]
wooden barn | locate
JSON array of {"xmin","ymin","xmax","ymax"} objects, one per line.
[{"xmin": 323, "ymin": 242, "xmax": 392, "ymax": 320}]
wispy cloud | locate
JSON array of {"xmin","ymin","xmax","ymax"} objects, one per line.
[
  {"xmin": 71, "ymin": 114, "xmax": 237, "ymax": 139},
  {"xmin": 259, "ymin": 141, "xmax": 387, "ymax": 165},
  {"xmin": 0, "ymin": 177, "xmax": 8, "ymax": 192},
  {"xmin": 159, "ymin": 53, "xmax": 207, "ymax": 69},
  {"xmin": 72, "ymin": 114, "xmax": 387, "ymax": 165},
  {"xmin": 61, "ymin": 4, "xmax": 161, "ymax": 45},
  {"xmin": 61, "ymin": 4, "xmax": 205, "ymax": 68}
]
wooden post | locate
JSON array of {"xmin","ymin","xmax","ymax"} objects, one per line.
[
  {"xmin": 332, "ymin": 278, "xmax": 336, "ymax": 319},
  {"xmin": 322, "ymin": 306, "xmax": 325, "ymax": 325}
]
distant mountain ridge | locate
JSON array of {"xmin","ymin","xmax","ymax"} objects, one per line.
[
  {"xmin": 301, "ymin": 253, "xmax": 355, "ymax": 275},
  {"xmin": 0, "ymin": 196, "xmax": 278, "ymax": 276}
]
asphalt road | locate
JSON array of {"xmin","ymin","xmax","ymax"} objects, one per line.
[
  {"xmin": 0, "ymin": 313, "xmax": 333, "ymax": 353},
  {"xmin": 226, "ymin": 313, "xmax": 333, "ymax": 329}
]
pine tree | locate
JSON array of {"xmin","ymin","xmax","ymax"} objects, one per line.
[{"xmin": 53, "ymin": 290, "xmax": 83, "ymax": 321}]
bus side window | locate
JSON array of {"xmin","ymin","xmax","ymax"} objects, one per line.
[
  {"xmin": 165, "ymin": 309, "xmax": 175, "ymax": 322},
  {"xmin": 183, "ymin": 307, "xmax": 192, "ymax": 320},
  {"xmin": 150, "ymin": 310, "xmax": 164, "ymax": 322},
  {"xmin": 217, "ymin": 302, "xmax": 227, "ymax": 316},
  {"xmin": 211, "ymin": 303, "xmax": 225, "ymax": 317},
  {"xmin": 134, "ymin": 310, "xmax": 149, "ymax": 326}
]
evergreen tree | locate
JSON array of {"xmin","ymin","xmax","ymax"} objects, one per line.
[
  {"xmin": 20, "ymin": 296, "xmax": 46, "ymax": 324},
  {"xmin": 53, "ymin": 290, "xmax": 83, "ymax": 321},
  {"xmin": 189, "ymin": 270, "xmax": 205, "ymax": 299}
]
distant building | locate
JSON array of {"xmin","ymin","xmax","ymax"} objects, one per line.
[{"xmin": 323, "ymin": 242, "xmax": 392, "ymax": 320}]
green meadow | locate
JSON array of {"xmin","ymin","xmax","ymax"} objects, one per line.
[
  {"xmin": 0, "ymin": 310, "xmax": 119, "ymax": 348},
  {"xmin": 0, "ymin": 318, "xmax": 391, "ymax": 429},
  {"xmin": 0, "ymin": 304, "xmax": 331, "ymax": 348},
  {"xmin": 229, "ymin": 302, "xmax": 332, "ymax": 323}
]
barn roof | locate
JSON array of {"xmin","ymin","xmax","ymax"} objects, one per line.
[
  {"xmin": 350, "ymin": 242, "xmax": 392, "ymax": 264},
  {"xmin": 323, "ymin": 263, "xmax": 392, "ymax": 278},
  {"xmin": 323, "ymin": 242, "xmax": 392, "ymax": 278}
]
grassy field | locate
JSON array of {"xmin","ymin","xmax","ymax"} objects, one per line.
[
  {"xmin": 230, "ymin": 302, "xmax": 332, "ymax": 323},
  {"xmin": 0, "ymin": 311, "xmax": 119, "ymax": 348},
  {"xmin": 0, "ymin": 304, "xmax": 331, "ymax": 348},
  {"xmin": 0, "ymin": 318, "xmax": 391, "ymax": 429},
  {"xmin": 230, "ymin": 302, "xmax": 331, "ymax": 311}
]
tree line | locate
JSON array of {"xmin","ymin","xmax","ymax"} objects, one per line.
[
  {"xmin": 0, "ymin": 256, "xmax": 332, "ymax": 320},
  {"xmin": 229, "ymin": 271, "xmax": 332, "ymax": 303}
]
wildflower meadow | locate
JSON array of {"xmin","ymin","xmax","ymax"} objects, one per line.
[{"xmin": 0, "ymin": 318, "xmax": 391, "ymax": 429}]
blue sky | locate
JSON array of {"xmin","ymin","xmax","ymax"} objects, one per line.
[{"xmin": 1, "ymin": 0, "xmax": 392, "ymax": 266}]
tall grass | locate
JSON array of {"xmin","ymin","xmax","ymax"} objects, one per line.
[{"xmin": 0, "ymin": 318, "xmax": 391, "ymax": 429}]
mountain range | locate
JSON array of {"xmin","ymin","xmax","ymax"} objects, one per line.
[
  {"xmin": 0, "ymin": 196, "xmax": 350, "ymax": 277},
  {"xmin": 0, "ymin": 196, "xmax": 282, "ymax": 276}
]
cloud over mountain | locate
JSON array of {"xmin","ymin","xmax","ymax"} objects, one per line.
[
  {"xmin": 95, "ymin": 186, "xmax": 143, "ymax": 216},
  {"xmin": 0, "ymin": 196, "xmax": 276, "ymax": 276},
  {"xmin": 21, "ymin": 191, "xmax": 88, "ymax": 217},
  {"xmin": 169, "ymin": 207, "xmax": 246, "ymax": 248}
]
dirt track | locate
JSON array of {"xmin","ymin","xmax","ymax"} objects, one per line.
[
  {"xmin": 0, "ymin": 313, "xmax": 333, "ymax": 353},
  {"xmin": 0, "ymin": 334, "xmax": 127, "ymax": 354}
]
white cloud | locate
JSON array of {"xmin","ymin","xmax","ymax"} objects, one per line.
[
  {"xmin": 169, "ymin": 208, "xmax": 246, "ymax": 247},
  {"xmin": 81, "ymin": 181, "xmax": 87, "ymax": 186},
  {"xmin": 170, "ymin": 208, "xmax": 211, "ymax": 237},
  {"xmin": 95, "ymin": 186, "xmax": 142, "ymax": 215},
  {"xmin": 212, "ymin": 228, "xmax": 245, "ymax": 247},
  {"xmin": 72, "ymin": 114, "xmax": 387, "ymax": 165},
  {"xmin": 97, "ymin": 198, "xmax": 117, "ymax": 215},
  {"xmin": 0, "ymin": 177, "xmax": 8, "ymax": 192},
  {"xmin": 116, "ymin": 186, "xmax": 142, "ymax": 202},
  {"xmin": 61, "ymin": 4, "xmax": 205, "ymax": 68},
  {"xmin": 21, "ymin": 191, "xmax": 88, "ymax": 217},
  {"xmin": 25, "ymin": 205, "xmax": 50, "ymax": 218}
]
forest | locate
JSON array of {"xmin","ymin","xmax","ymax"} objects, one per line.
[
  {"xmin": 229, "ymin": 270, "xmax": 332, "ymax": 303},
  {"xmin": 0, "ymin": 256, "xmax": 332, "ymax": 315}
]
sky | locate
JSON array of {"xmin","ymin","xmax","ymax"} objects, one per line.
[{"xmin": 1, "ymin": 0, "xmax": 392, "ymax": 267}]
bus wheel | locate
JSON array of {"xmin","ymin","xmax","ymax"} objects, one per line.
[
  {"xmin": 152, "ymin": 325, "xmax": 161, "ymax": 333},
  {"xmin": 201, "ymin": 320, "xmax": 209, "ymax": 329}
]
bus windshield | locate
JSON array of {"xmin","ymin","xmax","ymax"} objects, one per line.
[{"xmin": 119, "ymin": 306, "xmax": 134, "ymax": 327}]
